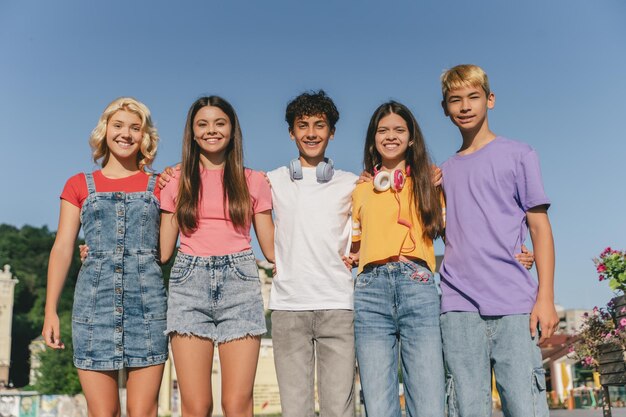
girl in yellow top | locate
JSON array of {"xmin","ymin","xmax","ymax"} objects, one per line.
[{"xmin": 350, "ymin": 101, "xmax": 445, "ymax": 417}]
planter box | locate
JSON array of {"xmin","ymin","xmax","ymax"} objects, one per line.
[
  {"xmin": 612, "ymin": 295, "xmax": 626, "ymax": 323},
  {"xmin": 599, "ymin": 343, "xmax": 626, "ymax": 386}
]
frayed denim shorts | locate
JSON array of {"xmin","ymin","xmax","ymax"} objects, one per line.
[{"xmin": 165, "ymin": 249, "xmax": 266, "ymax": 343}]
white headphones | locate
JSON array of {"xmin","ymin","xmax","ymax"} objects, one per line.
[
  {"xmin": 373, "ymin": 164, "xmax": 410, "ymax": 192},
  {"xmin": 289, "ymin": 158, "xmax": 334, "ymax": 182}
]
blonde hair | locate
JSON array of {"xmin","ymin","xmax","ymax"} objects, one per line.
[
  {"xmin": 441, "ymin": 64, "xmax": 491, "ymax": 101},
  {"xmin": 89, "ymin": 97, "xmax": 159, "ymax": 171}
]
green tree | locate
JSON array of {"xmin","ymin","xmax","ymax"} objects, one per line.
[
  {"xmin": 33, "ymin": 312, "xmax": 81, "ymax": 395},
  {"xmin": 1, "ymin": 223, "xmax": 173, "ymax": 389},
  {"xmin": 0, "ymin": 224, "xmax": 81, "ymax": 387}
]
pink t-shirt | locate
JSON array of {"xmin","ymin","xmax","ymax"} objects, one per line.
[{"xmin": 160, "ymin": 168, "xmax": 272, "ymax": 256}]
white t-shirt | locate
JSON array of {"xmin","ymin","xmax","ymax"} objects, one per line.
[{"xmin": 267, "ymin": 166, "xmax": 358, "ymax": 310}]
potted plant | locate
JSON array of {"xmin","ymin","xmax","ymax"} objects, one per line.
[
  {"xmin": 595, "ymin": 247, "xmax": 626, "ymax": 316},
  {"xmin": 571, "ymin": 248, "xmax": 626, "ymax": 385},
  {"xmin": 570, "ymin": 304, "xmax": 626, "ymax": 385}
]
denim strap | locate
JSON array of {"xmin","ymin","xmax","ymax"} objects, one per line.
[
  {"xmin": 84, "ymin": 172, "xmax": 96, "ymax": 195},
  {"xmin": 146, "ymin": 174, "xmax": 157, "ymax": 193}
]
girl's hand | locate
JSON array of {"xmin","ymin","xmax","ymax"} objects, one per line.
[
  {"xmin": 42, "ymin": 312, "xmax": 65, "ymax": 350},
  {"xmin": 341, "ymin": 253, "xmax": 359, "ymax": 270},
  {"xmin": 79, "ymin": 244, "xmax": 89, "ymax": 262},
  {"xmin": 157, "ymin": 164, "xmax": 181, "ymax": 190},
  {"xmin": 515, "ymin": 245, "xmax": 535, "ymax": 270},
  {"xmin": 431, "ymin": 164, "xmax": 442, "ymax": 187},
  {"xmin": 357, "ymin": 171, "xmax": 372, "ymax": 184}
]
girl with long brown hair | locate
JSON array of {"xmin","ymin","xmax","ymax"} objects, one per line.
[
  {"xmin": 350, "ymin": 101, "xmax": 445, "ymax": 417},
  {"xmin": 159, "ymin": 96, "xmax": 274, "ymax": 417}
]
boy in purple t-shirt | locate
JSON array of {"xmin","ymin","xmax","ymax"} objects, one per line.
[{"xmin": 438, "ymin": 64, "xmax": 558, "ymax": 417}]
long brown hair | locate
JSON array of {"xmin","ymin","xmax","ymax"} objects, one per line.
[
  {"xmin": 363, "ymin": 101, "xmax": 444, "ymax": 240},
  {"xmin": 176, "ymin": 96, "xmax": 251, "ymax": 235}
]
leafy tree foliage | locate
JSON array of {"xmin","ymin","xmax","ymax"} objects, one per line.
[
  {"xmin": 33, "ymin": 312, "xmax": 81, "ymax": 395},
  {"xmin": 0, "ymin": 224, "xmax": 80, "ymax": 387}
]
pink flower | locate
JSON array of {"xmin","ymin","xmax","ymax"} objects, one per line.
[
  {"xmin": 599, "ymin": 275, "xmax": 605, "ymax": 281},
  {"xmin": 602, "ymin": 247, "xmax": 613, "ymax": 257},
  {"xmin": 597, "ymin": 264, "xmax": 607, "ymax": 273},
  {"xmin": 594, "ymin": 306, "xmax": 599, "ymax": 313}
]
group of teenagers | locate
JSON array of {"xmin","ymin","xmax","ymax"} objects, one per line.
[{"xmin": 42, "ymin": 63, "xmax": 559, "ymax": 417}]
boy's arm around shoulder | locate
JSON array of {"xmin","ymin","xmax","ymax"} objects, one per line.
[{"xmin": 527, "ymin": 204, "xmax": 558, "ymax": 343}]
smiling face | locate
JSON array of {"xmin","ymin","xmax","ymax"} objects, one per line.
[
  {"xmin": 289, "ymin": 114, "xmax": 334, "ymax": 167},
  {"xmin": 105, "ymin": 110, "xmax": 143, "ymax": 162},
  {"xmin": 374, "ymin": 112, "xmax": 410, "ymax": 169},
  {"xmin": 443, "ymin": 84, "xmax": 495, "ymax": 133},
  {"xmin": 193, "ymin": 105, "xmax": 232, "ymax": 164}
]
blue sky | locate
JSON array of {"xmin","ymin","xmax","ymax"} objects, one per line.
[{"xmin": 1, "ymin": 1, "xmax": 624, "ymax": 309}]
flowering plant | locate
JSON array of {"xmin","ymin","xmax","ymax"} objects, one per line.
[
  {"xmin": 595, "ymin": 247, "xmax": 626, "ymax": 293},
  {"xmin": 570, "ymin": 303, "xmax": 626, "ymax": 368}
]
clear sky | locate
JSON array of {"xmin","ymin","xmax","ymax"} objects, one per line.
[{"xmin": 1, "ymin": 0, "xmax": 624, "ymax": 310}]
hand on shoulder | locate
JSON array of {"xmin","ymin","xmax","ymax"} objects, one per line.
[{"xmin": 157, "ymin": 164, "xmax": 181, "ymax": 190}]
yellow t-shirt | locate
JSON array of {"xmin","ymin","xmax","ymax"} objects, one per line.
[{"xmin": 351, "ymin": 178, "xmax": 436, "ymax": 274}]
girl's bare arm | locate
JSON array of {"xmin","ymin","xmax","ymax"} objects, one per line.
[
  {"xmin": 252, "ymin": 210, "xmax": 275, "ymax": 263},
  {"xmin": 42, "ymin": 200, "xmax": 81, "ymax": 349}
]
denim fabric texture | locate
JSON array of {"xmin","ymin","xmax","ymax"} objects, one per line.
[
  {"xmin": 272, "ymin": 310, "xmax": 355, "ymax": 417},
  {"xmin": 441, "ymin": 312, "xmax": 549, "ymax": 417},
  {"xmin": 354, "ymin": 260, "xmax": 445, "ymax": 417},
  {"xmin": 166, "ymin": 249, "xmax": 266, "ymax": 343},
  {"xmin": 72, "ymin": 173, "xmax": 168, "ymax": 370}
]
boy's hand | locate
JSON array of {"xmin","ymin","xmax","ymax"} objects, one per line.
[
  {"xmin": 515, "ymin": 245, "xmax": 535, "ymax": 270},
  {"xmin": 158, "ymin": 164, "xmax": 181, "ymax": 190},
  {"xmin": 42, "ymin": 313, "xmax": 65, "ymax": 350},
  {"xmin": 79, "ymin": 244, "xmax": 89, "ymax": 262},
  {"xmin": 530, "ymin": 298, "xmax": 559, "ymax": 344},
  {"xmin": 431, "ymin": 164, "xmax": 442, "ymax": 187},
  {"xmin": 357, "ymin": 171, "xmax": 372, "ymax": 184}
]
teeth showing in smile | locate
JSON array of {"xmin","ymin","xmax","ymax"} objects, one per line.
[
  {"xmin": 200, "ymin": 138, "xmax": 220, "ymax": 145},
  {"xmin": 115, "ymin": 141, "xmax": 134, "ymax": 149}
]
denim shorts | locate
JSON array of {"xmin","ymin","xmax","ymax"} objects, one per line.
[{"xmin": 165, "ymin": 249, "xmax": 266, "ymax": 343}]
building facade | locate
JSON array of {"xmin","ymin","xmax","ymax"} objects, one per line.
[{"xmin": 0, "ymin": 265, "xmax": 18, "ymax": 387}]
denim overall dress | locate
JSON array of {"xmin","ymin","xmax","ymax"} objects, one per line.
[{"xmin": 72, "ymin": 172, "xmax": 168, "ymax": 370}]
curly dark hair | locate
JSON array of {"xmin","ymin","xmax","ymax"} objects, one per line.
[{"xmin": 285, "ymin": 90, "xmax": 340, "ymax": 131}]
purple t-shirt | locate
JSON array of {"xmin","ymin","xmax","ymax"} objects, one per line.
[{"xmin": 440, "ymin": 137, "xmax": 551, "ymax": 315}]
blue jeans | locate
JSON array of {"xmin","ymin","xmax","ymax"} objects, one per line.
[
  {"xmin": 354, "ymin": 260, "xmax": 444, "ymax": 417},
  {"xmin": 440, "ymin": 312, "xmax": 549, "ymax": 417}
]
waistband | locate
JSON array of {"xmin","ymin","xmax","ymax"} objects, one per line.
[
  {"xmin": 362, "ymin": 258, "xmax": 429, "ymax": 274},
  {"xmin": 175, "ymin": 249, "xmax": 255, "ymax": 267},
  {"xmin": 89, "ymin": 249, "xmax": 158, "ymax": 257}
]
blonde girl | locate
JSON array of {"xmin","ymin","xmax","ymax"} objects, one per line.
[{"xmin": 43, "ymin": 97, "xmax": 167, "ymax": 417}]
